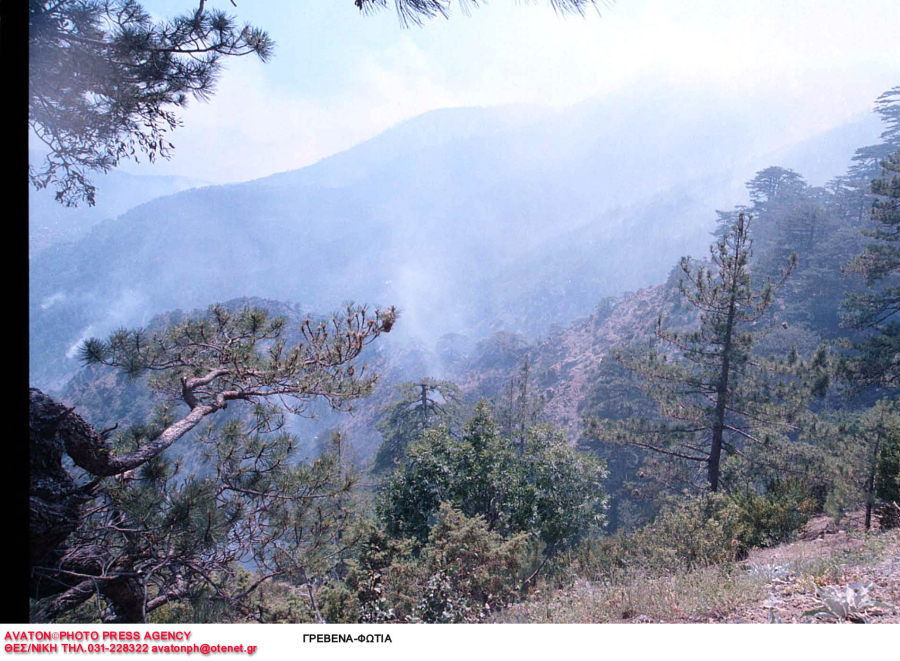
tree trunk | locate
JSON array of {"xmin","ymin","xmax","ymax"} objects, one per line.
[
  {"xmin": 864, "ymin": 411, "xmax": 884, "ymax": 532},
  {"xmin": 29, "ymin": 389, "xmax": 151, "ymax": 623},
  {"xmin": 709, "ymin": 235, "xmax": 741, "ymax": 492},
  {"xmin": 420, "ymin": 383, "xmax": 428, "ymax": 430},
  {"xmin": 29, "ymin": 389, "xmax": 91, "ymax": 567}
]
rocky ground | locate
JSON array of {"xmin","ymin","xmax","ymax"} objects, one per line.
[
  {"xmin": 731, "ymin": 512, "xmax": 900, "ymax": 624},
  {"xmin": 497, "ymin": 511, "xmax": 899, "ymax": 624}
]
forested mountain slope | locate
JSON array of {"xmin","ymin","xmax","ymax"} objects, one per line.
[{"xmin": 29, "ymin": 90, "xmax": 880, "ymax": 390}]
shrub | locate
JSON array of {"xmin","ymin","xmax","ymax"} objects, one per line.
[
  {"xmin": 633, "ymin": 494, "xmax": 746, "ymax": 570},
  {"xmin": 413, "ymin": 504, "xmax": 527, "ymax": 622},
  {"xmin": 344, "ymin": 506, "xmax": 527, "ymax": 623},
  {"xmin": 378, "ymin": 402, "xmax": 607, "ymax": 552},
  {"xmin": 317, "ymin": 584, "xmax": 360, "ymax": 624},
  {"xmin": 875, "ymin": 416, "xmax": 900, "ymax": 529},
  {"xmin": 728, "ymin": 480, "xmax": 817, "ymax": 548},
  {"xmin": 342, "ymin": 524, "xmax": 418, "ymax": 622}
]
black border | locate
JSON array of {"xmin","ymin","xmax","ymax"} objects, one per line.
[{"xmin": 10, "ymin": 0, "xmax": 36, "ymax": 625}]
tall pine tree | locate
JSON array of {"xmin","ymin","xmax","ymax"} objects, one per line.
[
  {"xmin": 588, "ymin": 214, "xmax": 828, "ymax": 492},
  {"xmin": 373, "ymin": 378, "xmax": 464, "ymax": 473},
  {"xmin": 840, "ymin": 150, "xmax": 900, "ymax": 391}
]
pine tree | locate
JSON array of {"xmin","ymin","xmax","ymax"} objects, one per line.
[
  {"xmin": 355, "ymin": 0, "xmax": 601, "ymax": 27},
  {"xmin": 493, "ymin": 356, "xmax": 546, "ymax": 451},
  {"xmin": 373, "ymin": 378, "xmax": 464, "ymax": 473},
  {"xmin": 745, "ymin": 166, "xmax": 807, "ymax": 208},
  {"xmin": 817, "ymin": 401, "xmax": 900, "ymax": 531},
  {"xmin": 740, "ymin": 168, "xmax": 809, "ymax": 272},
  {"xmin": 30, "ymin": 0, "xmax": 601, "ymax": 207},
  {"xmin": 874, "ymin": 403, "xmax": 900, "ymax": 528},
  {"xmin": 29, "ymin": 1, "xmax": 274, "ymax": 207},
  {"xmin": 848, "ymin": 87, "xmax": 900, "ymax": 181},
  {"xmin": 861, "ymin": 401, "xmax": 900, "ymax": 530},
  {"xmin": 588, "ymin": 214, "xmax": 827, "ymax": 493},
  {"xmin": 579, "ymin": 356, "xmax": 658, "ymax": 531},
  {"xmin": 757, "ymin": 190, "xmax": 851, "ymax": 333},
  {"xmin": 840, "ymin": 150, "xmax": 900, "ymax": 391},
  {"xmin": 831, "ymin": 87, "xmax": 900, "ymax": 232},
  {"xmin": 74, "ymin": 303, "xmax": 396, "ymax": 474},
  {"xmin": 30, "ymin": 302, "xmax": 397, "ymax": 622}
]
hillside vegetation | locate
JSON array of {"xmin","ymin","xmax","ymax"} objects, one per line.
[{"xmin": 28, "ymin": 85, "xmax": 900, "ymax": 624}]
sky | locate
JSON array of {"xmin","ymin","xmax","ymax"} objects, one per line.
[{"xmin": 95, "ymin": 1, "xmax": 900, "ymax": 183}]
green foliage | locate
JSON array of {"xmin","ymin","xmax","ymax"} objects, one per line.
[
  {"xmin": 580, "ymin": 352, "xmax": 655, "ymax": 423},
  {"xmin": 813, "ymin": 401, "xmax": 900, "ymax": 529},
  {"xmin": 205, "ymin": 568, "xmax": 320, "ymax": 623},
  {"xmin": 317, "ymin": 584, "xmax": 361, "ymax": 624},
  {"xmin": 738, "ymin": 169, "xmax": 849, "ymax": 332},
  {"xmin": 562, "ymin": 485, "xmax": 814, "ymax": 583},
  {"xmin": 588, "ymin": 214, "xmax": 821, "ymax": 494},
  {"xmin": 473, "ymin": 331, "xmax": 530, "ymax": 369},
  {"xmin": 81, "ymin": 303, "xmax": 394, "ymax": 415},
  {"xmin": 875, "ymin": 429, "xmax": 900, "ymax": 504},
  {"xmin": 33, "ymin": 302, "xmax": 395, "ymax": 623},
  {"xmin": 29, "ymin": 0, "xmax": 273, "ymax": 206},
  {"xmin": 632, "ymin": 495, "xmax": 747, "ymax": 570},
  {"xmin": 493, "ymin": 356, "xmax": 546, "ymax": 445},
  {"xmin": 339, "ymin": 507, "xmax": 528, "ymax": 623},
  {"xmin": 874, "ymin": 403, "xmax": 900, "ymax": 528},
  {"xmin": 551, "ymin": 495, "xmax": 747, "ymax": 583},
  {"xmin": 848, "ymin": 87, "xmax": 900, "ymax": 179},
  {"xmin": 373, "ymin": 378, "xmax": 464, "ymax": 473},
  {"xmin": 840, "ymin": 150, "xmax": 900, "ymax": 392},
  {"xmin": 579, "ymin": 355, "xmax": 659, "ymax": 532},
  {"xmin": 378, "ymin": 402, "xmax": 607, "ymax": 552},
  {"xmin": 745, "ymin": 167, "xmax": 807, "ymax": 207},
  {"xmin": 342, "ymin": 523, "xmax": 418, "ymax": 622},
  {"xmin": 412, "ymin": 504, "xmax": 527, "ymax": 623},
  {"xmin": 33, "ymin": 405, "xmax": 362, "ymax": 624},
  {"xmin": 725, "ymin": 481, "xmax": 817, "ymax": 549},
  {"xmin": 107, "ymin": 411, "xmax": 356, "ymax": 609}
]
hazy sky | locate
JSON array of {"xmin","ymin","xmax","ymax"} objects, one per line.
[{"xmin": 113, "ymin": 0, "xmax": 900, "ymax": 183}]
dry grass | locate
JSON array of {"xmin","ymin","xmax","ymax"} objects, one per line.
[
  {"xmin": 493, "ymin": 514, "xmax": 900, "ymax": 623},
  {"xmin": 496, "ymin": 566, "xmax": 765, "ymax": 623},
  {"xmin": 731, "ymin": 522, "xmax": 900, "ymax": 624}
]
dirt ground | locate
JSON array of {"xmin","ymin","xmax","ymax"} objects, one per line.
[{"xmin": 729, "ymin": 512, "xmax": 900, "ymax": 623}]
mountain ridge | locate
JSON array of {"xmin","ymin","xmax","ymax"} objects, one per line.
[{"xmin": 29, "ymin": 97, "xmax": 880, "ymax": 390}]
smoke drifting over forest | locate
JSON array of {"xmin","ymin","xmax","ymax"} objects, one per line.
[
  {"xmin": 29, "ymin": 82, "xmax": 884, "ymax": 390},
  {"xmin": 27, "ymin": 0, "xmax": 900, "ymax": 630}
]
